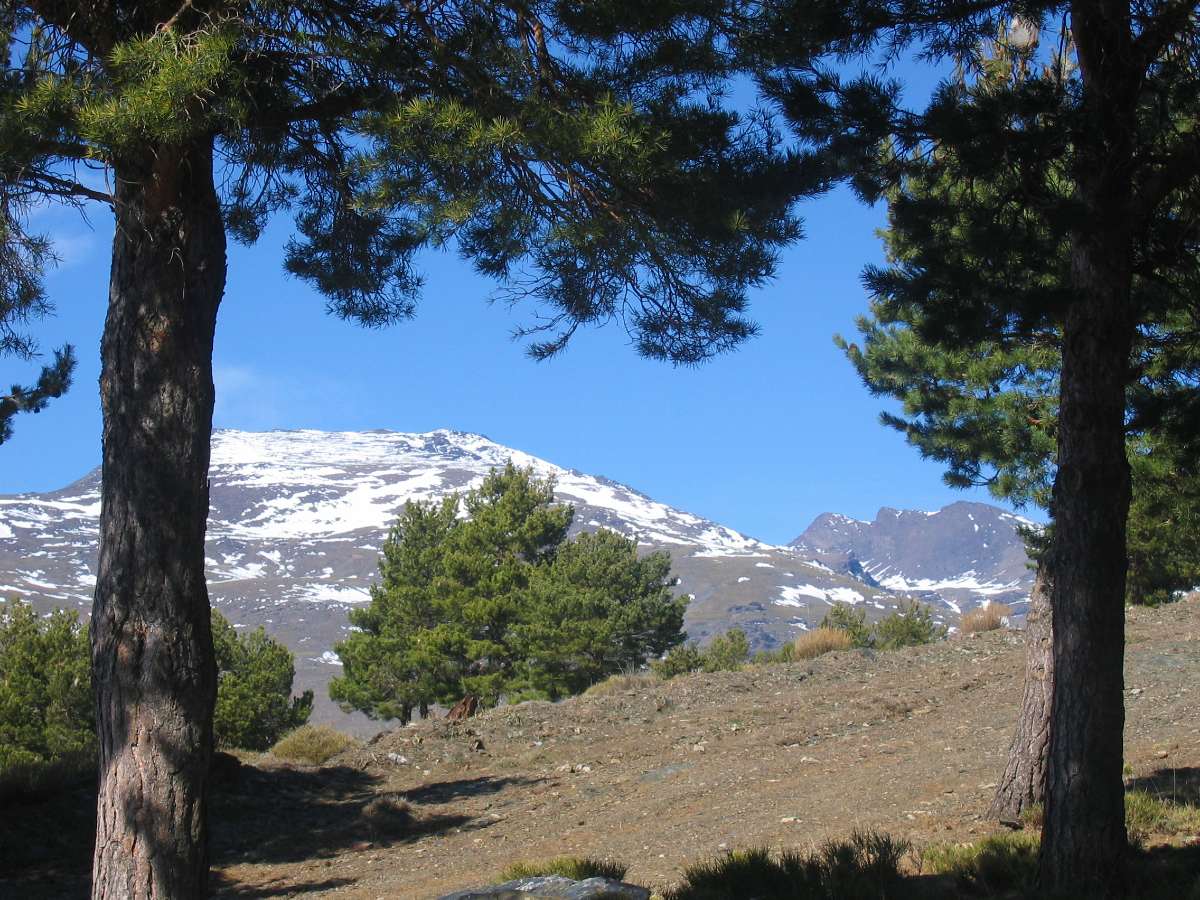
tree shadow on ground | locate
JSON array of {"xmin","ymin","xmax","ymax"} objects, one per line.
[
  {"xmin": 0, "ymin": 780, "xmax": 95, "ymax": 900},
  {"xmin": 208, "ymin": 760, "xmax": 477, "ymax": 867},
  {"xmin": 1127, "ymin": 766, "xmax": 1200, "ymax": 806},
  {"xmin": 402, "ymin": 773, "xmax": 544, "ymax": 805}
]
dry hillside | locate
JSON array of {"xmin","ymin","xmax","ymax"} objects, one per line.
[{"xmin": 5, "ymin": 600, "xmax": 1197, "ymax": 899}]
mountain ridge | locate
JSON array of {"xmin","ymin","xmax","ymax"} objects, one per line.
[{"xmin": 0, "ymin": 428, "xmax": 1035, "ymax": 733}]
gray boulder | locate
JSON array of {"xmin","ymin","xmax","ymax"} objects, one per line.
[{"xmin": 438, "ymin": 874, "xmax": 650, "ymax": 900}]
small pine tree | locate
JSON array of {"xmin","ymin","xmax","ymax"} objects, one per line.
[
  {"xmin": 210, "ymin": 611, "xmax": 312, "ymax": 752},
  {"xmin": 0, "ymin": 598, "xmax": 94, "ymax": 771}
]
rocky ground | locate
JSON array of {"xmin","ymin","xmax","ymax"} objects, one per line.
[{"xmin": 4, "ymin": 600, "xmax": 1198, "ymax": 899}]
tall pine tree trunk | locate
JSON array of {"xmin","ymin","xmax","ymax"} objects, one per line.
[
  {"xmin": 90, "ymin": 139, "xmax": 225, "ymax": 900},
  {"xmin": 1036, "ymin": 5, "xmax": 1136, "ymax": 893},
  {"xmin": 989, "ymin": 561, "xmax": 1052, "ymax": 823}
]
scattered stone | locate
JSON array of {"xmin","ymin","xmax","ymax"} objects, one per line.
[
  {"xmin": 386, "ymin": 752, "xmax": 409, "ymax": 765},
  {"xmin": 438, "ymin": 875, "xmax": 650, "ymax": 899},
  {"xmin": 1155, "ymin": 750, "xmax": 1169, "ymax": 759}
]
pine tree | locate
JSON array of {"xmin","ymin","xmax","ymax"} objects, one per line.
[
  {"xmin": 749, "ymin": 2, "xmax": 1200, "ymax": 890},
  {"xmin": 836, "ymin": 26, "xmax": 1200, "ymax": 825},
  {"xmin": 210, "ymin": 610, "xmax": 313, "ymax": 752},
  {"xmin": 0, "ymin": 5, "xmax": 803, "ymax": 894},
  {"xmin": 332, "ymin": 464, "xmax": 687, "ymax": 715}
]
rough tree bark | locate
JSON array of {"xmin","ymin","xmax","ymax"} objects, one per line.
[
  {"xmin": 1037, "ymin": 7, "xmax": 1137, "ymax": 892},
  {"xmin": 989, "ymin": 562, "xmax": 1053, "ymax": 824},
  {"xmin": 90, "ymin": 138, "xmax": 225, "ymax": 900}
]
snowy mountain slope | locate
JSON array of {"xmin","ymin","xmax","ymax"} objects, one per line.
[
  {"xmin": 791, "ymin": 501, "xmax": 1038, "ymax": 614},
  {"xmin": 1, "ymin": 429, "xmax": 934, "ymax": 734}
]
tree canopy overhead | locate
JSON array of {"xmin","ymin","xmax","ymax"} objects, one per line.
[{"xmin": 4, "ymin": 1, "xmax": 801, "ymax": 363}]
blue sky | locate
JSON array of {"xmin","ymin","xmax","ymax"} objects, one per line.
[{"xmin": 1, "ymin": 68, "xmax": 1031, "ymax": 546}]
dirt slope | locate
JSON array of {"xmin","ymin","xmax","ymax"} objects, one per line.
[
  {"xmin": 212, "ymin": 600, "xmax": 1200, "ymax": 899},
  {"xmin": 4, "ymin": 600, "xmax": 1196, "ymax": 899}
]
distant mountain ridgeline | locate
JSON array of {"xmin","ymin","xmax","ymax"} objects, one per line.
[{"xmin": 0, "ymin": 429, "xmax": 1035, "ymax": 732}]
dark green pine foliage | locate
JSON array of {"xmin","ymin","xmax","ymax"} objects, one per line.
[
  {"xmin": 0, "ymin": 598, "xmax": 94, "ymax": 771},
  {"xmin": 0, "ymin": 1, "xmax": 802, "ymax": 363},
  {"xmin": 837, "ymin": 32, "xmax": 1200, "ymax": 604},
  {"xmin": 331, "ymin": 464, "xmax": 686, "ymax": 718},
  {"xmin": 210, "ymin": 610, "xmax": 313, "ymax": 752},
  {"xmin": 0, "ymin": 15, "xmax": 75, "ymax": 444},
  {"xmin": 512, "ymin": 528, "xmax": 686, "ymax": 699}
]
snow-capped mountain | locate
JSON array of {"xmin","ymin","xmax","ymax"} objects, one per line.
[
  {"xmin": 0, "ymin": 429, "xmax": 1032, "ymax": 733},
  {"xmin": 791, "ymin": 501, "xmax": 1038, "ymax": 614},
  {"xmin": 0, "ymin": 429, "xmax": 910, "ymax": 731}
]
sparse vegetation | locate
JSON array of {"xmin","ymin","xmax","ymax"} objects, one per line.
[
  {"xmin": 584, "ymin": 671, "xmax": 658, "ymax": 697},
  {"xmin": 269, "ymin": 725, "xmax": 355, "ymax": 766},
  {"xmin": 959, "ymin": 603, "xmax": 1012, "ymax": 634},
  {"xmin": 652, "ymin": 628, "xmax": 750, "ymax": 679},
  {"xmin": 500, "ymin": 856, "xmax": 628, "ymax": 882},
  {"xmin": 921, "ymin": 831, "xmax": 1039, "ymax": 894},
  {"xmin": 822, "ymin": 602, "xmax": 946, "ymax": 651},
  {"xmin": 1125, "ymin": 790, "xmax": 1200, "ymax": 845},
  {"xmin": 662, "ymin": 831, "xmax": 909, "ymax": 900},
  {"xmin": 792, "ymin": 626, "xmax": 855, "ymax": 660}
]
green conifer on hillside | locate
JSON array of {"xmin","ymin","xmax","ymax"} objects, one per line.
[{"xmin": 331, "ymin": 464, "xmax": 687, "ymax": 718}]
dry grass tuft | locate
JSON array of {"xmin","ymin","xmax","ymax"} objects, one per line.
[
  {"xmin": 269, "ymin": 725, "xmax": 355, "ymax": 766},
  {"xmin": 792, "ymin": 627, "xmax": 853, "ymax": 660},
  {"xmin": 960, "ymin": 603, "xmax": 1013, "ymax": 634},
  {"xmin": 584, "ymin": 671, "xmax": 658, "ymax": 697}
]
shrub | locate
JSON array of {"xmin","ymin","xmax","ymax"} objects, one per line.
[
  {"xmin": 0, "ymin": 599, "xmax": 95, "ymax": 795},
  {"xmin": 701, "ymin": 628, "xmax": 750, "ymax": 672},
  {"xmin": 500, "ymin": 856, "xmax": 628, "ymax": 882},
  {"xmin": 753, "ymin": 642, "xmax": 796, "ymax": 664},
  {"xmin": 211, "ymin": 610, "xmax": 313, "ymax": 751},
  {"xmin": 664, "ymin": 831, "xmax": 908, "ymax": 900},
  {"xmin": 651, "ymin": 628, "xmax": 749, "ymax": 679},
  {"xmin": 819, "ymin": 604, "xmax": 872, "ymax": 647},
  {"xmin": 821, "ymin": 601, "xmax": 945, "ymax": 650},
  {"xmin": 873, "ymin": 602, "xmax": 947, "ymax": 650},
  {"xmin": 270, "ymin": 724, "xmax": 354, "ymax": 765},
  {"xmin": 360, "ymin": 793, "xmax": 414, "ymax": 839},
  {"xmin": 792, "ymin": 627, "xmax": 854, "ymax": 660},
  {"xmin": 959, "ymin": 603, "xmax": 1012, "ymax": 634},
  {"xmin": 920, "ymin": 831, "xmax": 1039, "ymax": 894}
]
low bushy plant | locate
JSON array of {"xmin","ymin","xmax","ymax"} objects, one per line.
[
  {"xmin": 921, "ymin": 831, "xmax": 1039, "ymax": 893},
  {"xmin": 959, "ymin": 603, "xmax": 1012, "ymax": 634},
  {"xmin": 874, "ymin": 602, "xmax": 947, "ymax": 649},
  {"xmin": 820, "ymin": 604, "xmax": 872, "ymax": 647},
  {"xmin": 821, "ymin": 602, "xmax": 946, "ymax": 651},
  {"xmin": 500, "ymin": 856, "xmax": 628, "ymax": 882},
  {"xmin": 663, "ymin": 831, "xmax": 909, "ymax": 900},
  {"xmin": 583, "ymin": 671, "xmax": 657, "ymax": 697},
  {"xmin": 270, "ymin": 724, "xmax": 355, "ymax": 765},
  {"xmin": 792, "ymin": 626, "xmax": 854, "ymax": 660},
  {"xmin": 1125, "ymin": 789, "xmax": 1200, "ymax": 845},
  {"xmin": 652, "ymin": 629, "xmax": 749, "ymax": 679}
]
